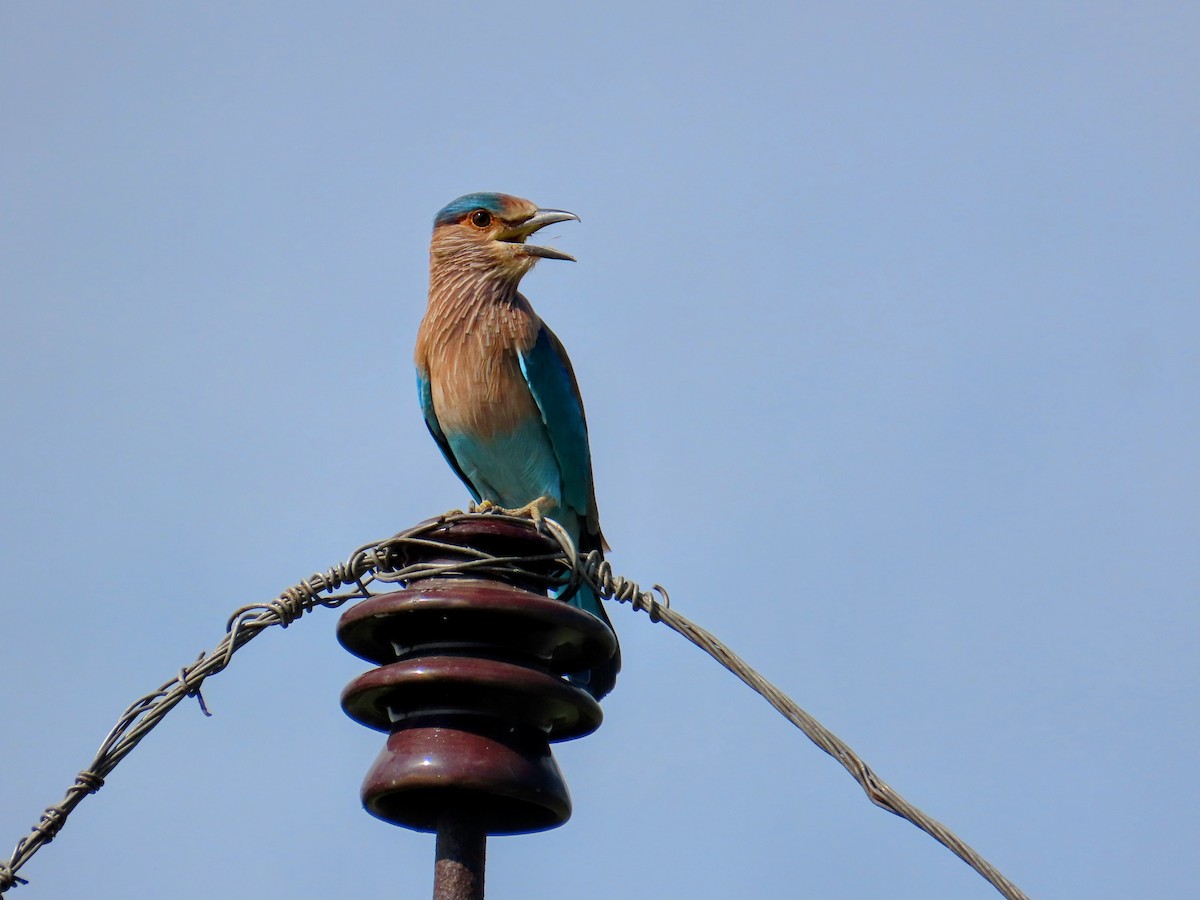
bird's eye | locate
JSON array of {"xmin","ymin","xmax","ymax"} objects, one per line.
[{"xmin": 470, "ymin": 210, "xmax": 492, "ymax": 228}]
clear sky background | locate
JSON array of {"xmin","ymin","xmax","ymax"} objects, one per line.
[{"xmin": 2, "ymin": 4, "xmax": 1197, "ymax": 898}]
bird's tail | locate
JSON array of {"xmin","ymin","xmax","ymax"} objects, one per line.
[{"xmin": 560, "ymin": 583, "xmax": 621, "ymax": 701}]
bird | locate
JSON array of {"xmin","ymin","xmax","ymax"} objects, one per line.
[{"xmin": 414, "ymin": 192, "xmax": 620, "ymax": 699}]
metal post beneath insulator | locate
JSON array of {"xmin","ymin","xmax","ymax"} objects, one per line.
[{"xmin": 337, "ymin": 517, "xmax": 616, "ymax": 900}]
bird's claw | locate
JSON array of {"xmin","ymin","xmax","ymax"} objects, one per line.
[
  {"xmin": 508, "ymin": 496, "xmax": 555, "ymax": 529},
  {"xmin": 468, "ymin": 496, "xmax": 555, "ymax": 533}
]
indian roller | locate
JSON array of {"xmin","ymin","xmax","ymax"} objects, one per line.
[{"xmin": 414, "ymin": 192, "xmax": 620, "ymax": 700}]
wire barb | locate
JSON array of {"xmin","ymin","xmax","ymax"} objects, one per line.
[{"xmin": 1, "ymin": 513, "xmax": 1027, "ymax": 900}]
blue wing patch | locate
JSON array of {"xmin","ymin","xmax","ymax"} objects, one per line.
[{"xmin": 517, "ymin": 325, "xmax": 594, "ymax": 517}]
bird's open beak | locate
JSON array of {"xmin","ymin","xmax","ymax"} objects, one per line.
[{"xmin": 506, "ymin": 208, "xmax": 580, "ymax": 261}]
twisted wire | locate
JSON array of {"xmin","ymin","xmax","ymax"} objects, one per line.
[
  {"xmin": 2, "ymin": 514, "xmax": 1027, "ymax": 900},
  {"xmin": 537, "ymin": 519, "xmax": 1029, "ymax": 900}
]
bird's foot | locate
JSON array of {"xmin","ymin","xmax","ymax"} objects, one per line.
[
  {"xmin": 471, "ymin": 496, "xmax": 556, "ymax": 531},
  {"xmin": 508, "ymin": 496, "xmax": 556, "ymax": 530},
  {"xmin": 439, "ymin": 507, "xmax": 466, "ymax": 521}
]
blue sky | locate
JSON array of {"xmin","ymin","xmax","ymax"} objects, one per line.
[{"xmin": 2, "ymin": 3, "xmax": 1197, "ymax": 898}]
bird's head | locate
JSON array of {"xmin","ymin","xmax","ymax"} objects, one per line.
[{"xmin": 430, "ymin": 192, "xmax": 578, "ymax": 281}]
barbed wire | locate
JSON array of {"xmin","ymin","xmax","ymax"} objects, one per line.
[
  {"xmin": 0, "ymin": 513, "xmax": 1027, "ymax": 899},
  {"xmin": 542, "ymin": 517, "xmax": 1030, "ymax": 900}
]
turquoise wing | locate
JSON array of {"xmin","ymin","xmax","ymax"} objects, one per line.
[{"xmin": 516, "ymin": 323, "xmax": 600, "ymax": 543}]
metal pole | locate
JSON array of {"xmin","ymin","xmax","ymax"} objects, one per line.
[{"xmin": 433, "ymin": 808, "xmax": 486, "ymax": 900}]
